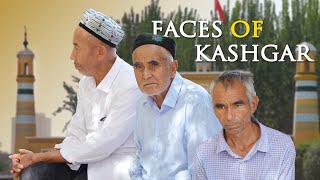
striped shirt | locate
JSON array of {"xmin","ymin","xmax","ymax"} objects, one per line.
[{"xmin": 194, "ymin": 119, "xmax": 295, "ymax": 180}]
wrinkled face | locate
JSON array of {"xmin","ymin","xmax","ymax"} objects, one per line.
[
  {"xmin": 132, "ymin": 44, "xmax": 177, "ymax": 98},
  {"xmin": 70, "ymin": 27, "xmax": 98, "ymax": 76},
  {"xmin": 212, "ymin": 80, "xmax": 258, "ymax": 136}
]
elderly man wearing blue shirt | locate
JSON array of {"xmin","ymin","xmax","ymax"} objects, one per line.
[
  {"xmin": 129, "ymin": 33, "xmax": 222, "ymax": 179},
  {"xmin": 194, "ymin": 71, "xmax": 296, "ymax": 180}
]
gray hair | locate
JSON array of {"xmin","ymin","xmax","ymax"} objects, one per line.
[{"xmin": 210, "ymin": 70, "xmax": 256, "ymax": 103}]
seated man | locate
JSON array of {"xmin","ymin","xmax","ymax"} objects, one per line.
[
  {"xmin": 194, "ymin": 70, "xmax": 295, "ymax": 180},
  {"xmin": 129, "ymin": 33, "xmax": 222, "ymax": 179},
  {"xmin": 10, "ymin": 9, "xmax": 141, "ymax": 180}
]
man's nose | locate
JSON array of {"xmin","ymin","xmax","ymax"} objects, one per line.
[
  {"xmin": 70, "ymin": 50, "xmax": 75, "ymax": 61},
  {"xmin": 142, "ymin": 68, "xmax": 152, "ymax": 79},
  {"xmin": 226, "ymin": 108, "xmax": 233, "ymax": 121}
]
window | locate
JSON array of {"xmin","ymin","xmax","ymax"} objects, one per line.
[{"xmin": 24, "ymin": 63, "xmax": 29, "ymax": 75}]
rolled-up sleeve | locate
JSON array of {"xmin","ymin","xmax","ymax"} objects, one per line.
[
  {"xmin": 56, "ymin": 79, "xmax": 141, "ymax": 167},
  {"xmin": 63, "ymin": 87, "xmax": 139, "ymax": 164},
  {"xmin": 54, "ymin": 78, "xmax": 87, "ymax": 169}
]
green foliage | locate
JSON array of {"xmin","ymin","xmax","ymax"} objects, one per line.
[
  {"xmin": 117, "ymin": 0, "xmax": 320, "ymax": 132},
  {"xmin": 0, "ymin": 161, "xmax": 7, "ymax": 172},
  {"xmin": 57, "ymin": 0, "xmax": 320, "ymax": 134},
  {"xmin": 118, "ymin": 0, "xmax": 200, "ymax": 71},
  {"xmin": 118, "ymin": 0, "xmax": 163, "ymax": 65},
  {"xmin": 295, "ymin": 141, "xmax": 320, "ymax": 180},
  {"xmin": 303, "ymin": 141, "xmax": 320, "ymax": 180},
  {"xmin": 295, "ymin": 143, "xmax": 312, "ymax": 180}
]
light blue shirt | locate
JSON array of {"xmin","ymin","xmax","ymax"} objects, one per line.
[
  {"xmin": 129, "ymin": 73, "xmax": 222, "ymax": 180},
  {"xmin": 194, "ymin": 118, "xmax": 296, "ymax": 180}
]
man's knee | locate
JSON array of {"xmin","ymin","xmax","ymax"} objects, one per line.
[
  {"xmin": 20, "ymin": 165, "xmax": 33, "ymax": 180},
  {"xmin": 20, "ymin": 162, "xmax": 70, "ymax": 180}
]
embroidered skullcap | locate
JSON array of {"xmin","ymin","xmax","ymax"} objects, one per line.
[
  {"xmin": 132, "ymin": 33, "xmax": 176, "ymax": 58},
  {"xmin": 79, "ymin": 8, "xmax": 124, "ymax": 47}
]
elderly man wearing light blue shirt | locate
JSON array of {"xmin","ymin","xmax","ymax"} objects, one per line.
[
  {"xmin": 129, "ymin": 33, "xmax": 222, "ymax": 179},
  {"xmin": 194, "ymin": 71, "xmax": 296, "ymax": 180}
]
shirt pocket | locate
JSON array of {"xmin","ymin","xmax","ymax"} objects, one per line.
[{"xmin": 98, "ymin": 116, "xmax": 107, "ymax": 131}]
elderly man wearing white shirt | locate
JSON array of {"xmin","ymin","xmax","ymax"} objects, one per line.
[{"xmin": 10, "ymin": 9, "xmax": 141, "ymax": 180}]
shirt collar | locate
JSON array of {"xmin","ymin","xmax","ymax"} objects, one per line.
[
  {"xmin": 96, "ymin": 56, "xmax": 122, "ymax": 93},
  {"xmin": 216, "ymin": 117, "xmax": 269, "ymax": 154},
  {"xmin": 143, "ymin": 72, "xmax": 183, "ymax": 109},
  {"xmin": 216, "ymin": 130, "xmax": 228, "ymax": 153},
  {"xmin": 162, "ymin": 72, "xmax": 183, "ymax": 108},
  {"xmin": 253, "ymin": 117, "xmax": 269, "ymax": 153}
]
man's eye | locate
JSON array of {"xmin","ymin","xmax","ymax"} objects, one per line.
[
  {"xmin": 133, "ymin": 64, "xmax": 143, "ymax": 70},
  {"xmin": 149, "ymin": 60, "xmax": 159, "ymax": 67},
  {"xmin": 73, "ymin": 45, "xmax": 79, "ymax": 50},
  {"xmin": 235, "ymin": 102, "xmax": 243, "ymax": 107},
  {"xmin": 216, "ymin": 104, "xmax": 225, "ymax": 109}
]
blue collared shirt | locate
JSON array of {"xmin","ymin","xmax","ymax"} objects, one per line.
[
  {"xmin": 194, "ymin": 119, "xmax": 296, "ymax": 180},
  {"xmin": 129, "ymin": 73, "xmax": 222, "ymax": 180}
]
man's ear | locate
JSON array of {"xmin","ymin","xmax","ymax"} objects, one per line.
[
  {"xmin": 97, "ymin": 44, "xmax": 107, "ymax": 60},
  {"xmin": 251, "ymin": 96, "xmax": 259, "ymax": 114},
  {"xmin": 171, "ymin": 60, "xmax": 178, "ymax": 78}
]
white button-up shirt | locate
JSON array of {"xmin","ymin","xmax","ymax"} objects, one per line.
[{"xmin": 55, "ymin": 56, "xmax": 141, "ymax": 180}]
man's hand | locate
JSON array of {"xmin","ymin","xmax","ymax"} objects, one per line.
[
  {"xmin": 9, "ymin": 153, "xmax": 23, "ymax": 178},
  {"xmin": 9, "ymin": 149, "xmax": 36, "ymax": 178},
  {"xmin": 17, "ymin": 149, "xmax": 35, "ymax": 169},
  {"xmin": 9, "ymin": 148, "xmax": 67, "ymax": 178}
]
